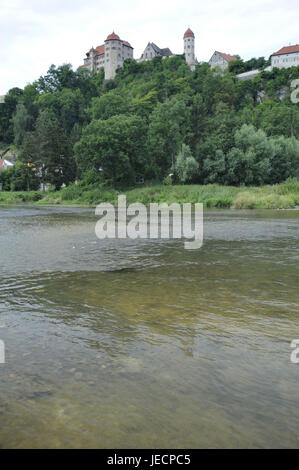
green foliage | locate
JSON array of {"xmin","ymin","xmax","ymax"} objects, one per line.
[
  {"xmin": 163, "ymin": 175, "xmax": 173, "ymax": 186},
  {"xmin": 148, "ymin": 96, "xmax": 191, "ymax": 178},
  {"xmin": 0, "ymin": 191, "xmax": 43, "ymax": 204},
  {"xmin": 37, "ymin": 88, "xmax": 88, "ymax": 135},
  {"xmin": 0, "ymin": 87, "xmax": 23, "ymax": 143},
  {"xmin": 74, "ymin": 114, "xmax": 148, "ymax": 185},
  {"xmin": 226, "ymin": 124, "xmax": 299, "ymax": 185},
  {"xmin": 90, "ymin": 90, "xmax": 131, "ymax": 120},
  {"xmin": 33, "ymin": 64, "xmax": 100, "ymax": 99},
  {"xmin": 2, "ymin": 180, "xmax": 297, "ymax": 209},
  {"xmin": 174, "ymin": 144, "xmax": 199, "ymax": 183},
  {"xmin": 252, "ymin": 101, "xmax": 299, "ymax": 138},
  {"xmin": 1, "ymin": 55, "xmax": 299, "ymax": 193},
  {"xmin": 229, "ymin": 57, "xmax": 268, "ymax": 75},
  {"xmin": 12, "ymin": 103, "xmax": 34, "ymax": 147},
  {"xmin": 0, "ymin": 161, "xmax": 40, "ymax": 191},
  {"xmin": 22, "ymin": 110, "xmax": 76, "ymax": 189}
]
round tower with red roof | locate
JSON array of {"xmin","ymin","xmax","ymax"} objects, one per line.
[
  {"xmin": 104, "ymin": 32, "xmax": 122, "ymax": 80},
  {"xmin": 184, "ymin": 28, "xmax": 196, "ymax": 70}
]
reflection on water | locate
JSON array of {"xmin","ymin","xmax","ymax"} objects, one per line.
[{"xmin": 0, "ymin": 206, "xmax": 298, "ymax": 448}]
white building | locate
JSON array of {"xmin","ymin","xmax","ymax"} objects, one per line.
[
  {"xmin": 270, "ymin": 45, "xmax": 299, "ymax": 69},
  {"xmin": 0, "ymin": 158, "xmax": 14, "ymax": 171},
  {"xmin": 140, "ymin": 29, "xmax": 197, "ymax": 70},
  {"xmin": 183, "ymin": 28, "xmax": 197, "ymax": 71},
  {"xmin": 209, "ymin": 51, "xmax": 237, "ymax": 70},
  {"xmin": 80, "ymin": 32, "xmax": 134, "ymax": 80},
  {"xmin": 140, "ymin": 43, "xmax": 173, "ymax": 61}
]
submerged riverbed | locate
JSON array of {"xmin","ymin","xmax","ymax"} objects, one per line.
[{"xmin": 0, "ymin": 206, "xmax": 298, "ymax": 448}]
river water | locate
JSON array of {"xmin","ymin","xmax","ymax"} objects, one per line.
[{"xmin": 0, "ymin": 205, "xmax": 298, "ymax": 449}]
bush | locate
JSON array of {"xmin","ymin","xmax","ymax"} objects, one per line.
[
  {"xmin": 174, "ymin": 144, "xmax": 199, "ymax": 183},
  {"xmin": 60, "ymin": 184, "xmax": 83, "ymax": 201}
]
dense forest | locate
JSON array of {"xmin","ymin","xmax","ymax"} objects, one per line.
[{"xmin": 0, "ymin": 55, "xmax": 299, "ymax": 191}]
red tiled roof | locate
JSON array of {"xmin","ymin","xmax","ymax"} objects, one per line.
[
  {"xmin": 81, "ymin": 35, "xmax": 134, "ymax": 67},
  {"xmin": 95, "ymin": 44, "xmax": 105, "ymax": 56},
  {"xmin": 217, "ymin": 51, "xmax": 237, "ymax": 62},
  {"xmin": 106, "ymin": 32, "xmax": 120, "ymax": 41},
  {"xmin": 122, "ymin": 40, "xmax": 133, "ymax": 48},
  {"xmin": 271, "ymin": 45, "xmax": 299, "ymax": 56},
  {"xmin": 184, "ymin": 28, "xmax": 194, "ymax": 39},
  {"xmin": 88, "ymin": 41, "xmax": 132, "ymax": 58}
]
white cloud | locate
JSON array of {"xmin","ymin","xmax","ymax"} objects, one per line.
[{"xmin": 0, "ymin": 0, "xmax": 298, "ymax": 94}]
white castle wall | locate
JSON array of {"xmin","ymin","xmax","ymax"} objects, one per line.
[
  {"xmin": 184, "ymin": 35, "xmax": 195, "ymax": 66},
  {"xmin": 271, "ymin": 52, "xmax": 299, "ymax": 68}
]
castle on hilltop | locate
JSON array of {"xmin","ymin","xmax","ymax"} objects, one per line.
[
  {"xmin": 79, "ymin": 32, "xmax": 134, "ymax": 80},
  {"xmin": 80, "ymin": 29, "xmax": 299, "ymax": 81},
  {"xmin": 80, "ymin": 28, "xmax": 198, "ymax": 79}
]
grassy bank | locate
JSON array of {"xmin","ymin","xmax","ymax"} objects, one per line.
[
  {"xmin": 0, "ymin": 190, "xmax": 43, "ymax": 205},
  {"xmin": 1, "ymin": 180, "xmax": 299, "ymax": 209}
]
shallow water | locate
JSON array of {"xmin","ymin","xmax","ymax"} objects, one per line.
[{"xmin": 0, "ymin": 205, "xmax": 298, "ymax": 448}]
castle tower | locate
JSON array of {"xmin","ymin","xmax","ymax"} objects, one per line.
[
  {"xmin": 184, "ymin": 28, "xmax": 196, "ymax": 70},
  {"xmin": 90, "ymin": 47, "xmax": 97, "ymax": 73},
  {"xmin": 104, "ymin": 32, "xmax": 123, "ymax": 80}
]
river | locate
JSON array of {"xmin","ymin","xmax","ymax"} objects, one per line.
[{"xmin": 0, "ymin": 205, "xmax": 298, "ymax": 448}]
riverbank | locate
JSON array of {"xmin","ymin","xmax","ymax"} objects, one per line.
[{"xmin": 0, "ymin": 180, "xmax": 299, "ymax": 209}]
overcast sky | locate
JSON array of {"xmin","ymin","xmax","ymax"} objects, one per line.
[{"xmin": 0, "ymin": 0, "xmax": 298, "ymax": 95}]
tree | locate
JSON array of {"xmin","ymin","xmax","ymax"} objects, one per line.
[
  {"xmin": 12, "ymin": 103, "xmax": 33, "ymax": 147},
  {"xmin": 34, "ymin": 64, "xmax": 78, "ymax": 94},
  {"xmin": 37, "ymin": 88, "xmax": 88, "ymax": 135},
  {"xmin": 148, "ymin": 97, "xmax": 191, "ymax": 178},
  {"xmin": 174, "ymin": 144, "xmax": 199, "ymax": 183},
  {"xmin": 74, "ymin": 114, "xmax": 148, "ymax": 185},
  {"xmin": 90, "ymin": 90, "xmax": 131, "ymax": 120},
  {"xmin": 22, "ymin": 110, "xmax": 76, "ymax": 189},
  {"xmin": 203, "ymin": 150, "xmax": 227, "ymax": 184},
  {"xmin": 10, "ymin": 161, "xmax": 40, "ymax": 191},
  {"xmin": 269, "ymin": 135, "xmax": 299, "ymax": 182},
  {"xmin": 0, "ymin": 161, "xmax": 39, "ymax": 191},
  {"xmin": 226, "ymin": 125, "xmax": 275, "ymax": 185},
  {"xmin": 253, "ymin": 102, "xmax": 299, "ymax": 139},
  {"xmin": 0, "ymin": 88, "xmax": 23, "ymax": 143},
  {"xmin": 229, "ymin": 57, "xmax": 268, "ymax": 75},
  {"xmin": 188, "ymin": 94, "xmax": 208, "ymax": 153}
]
